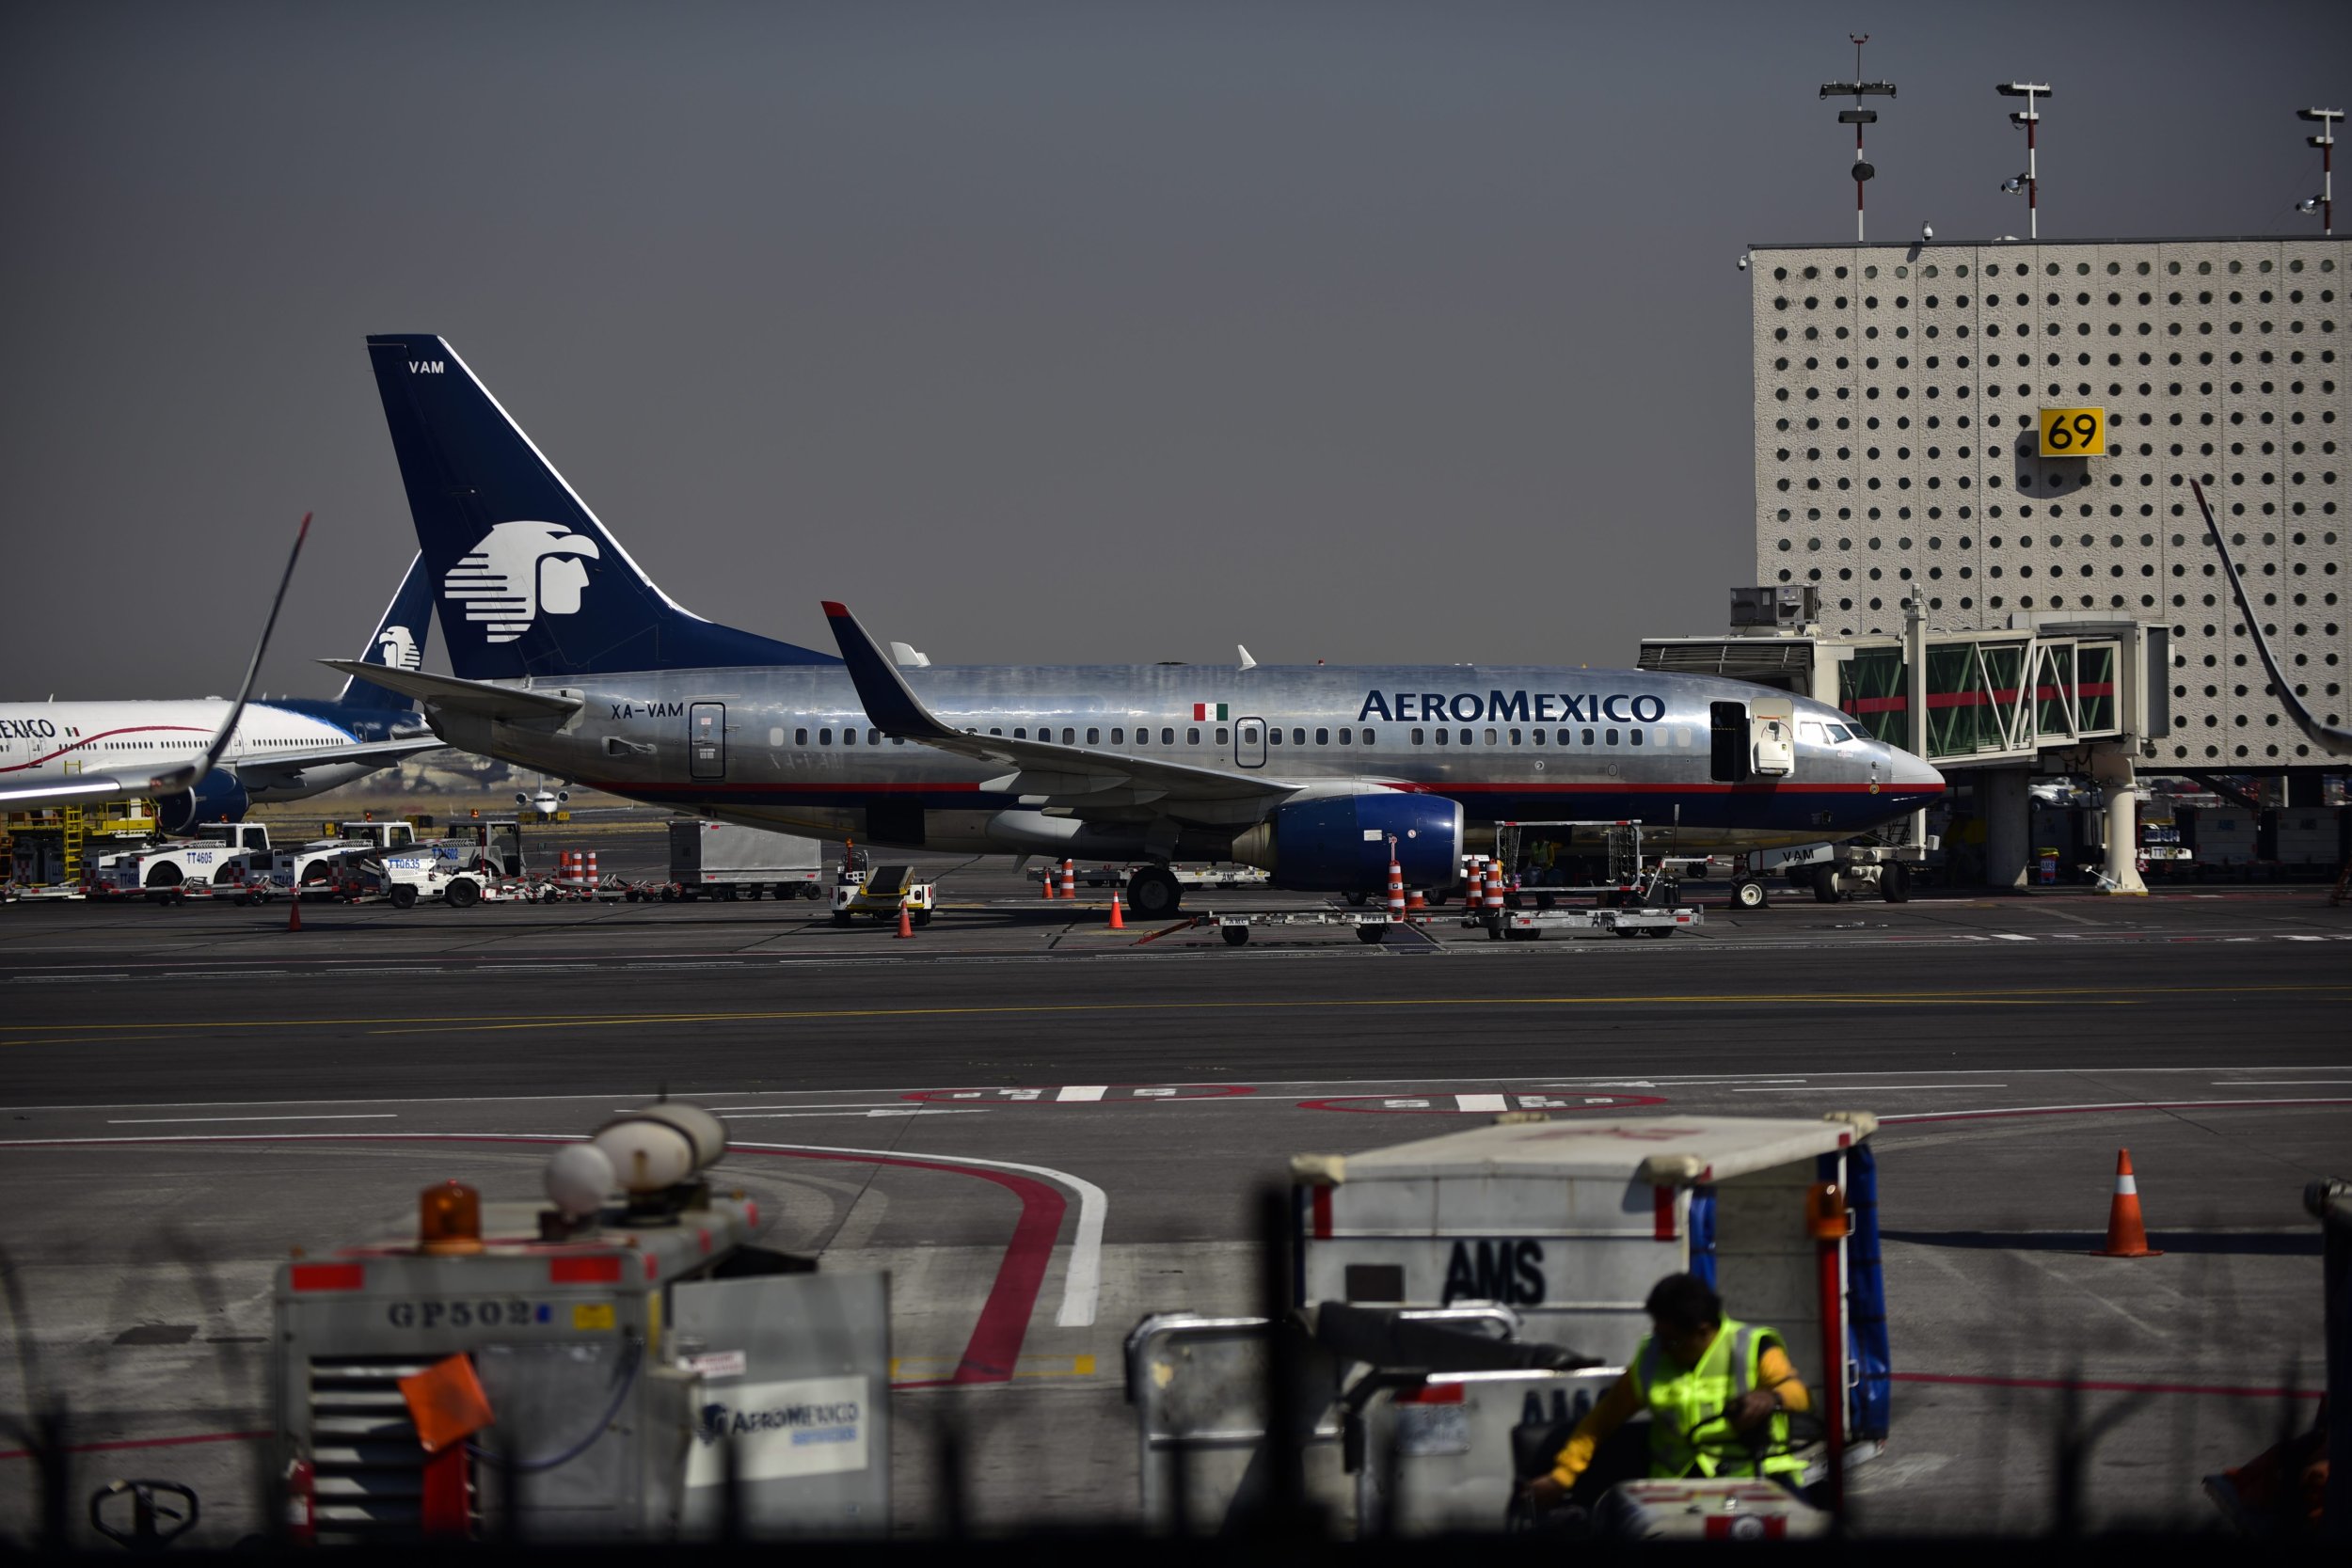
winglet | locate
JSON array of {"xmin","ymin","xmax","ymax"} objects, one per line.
[
  {"xmin": 2192, "ymin": 479, "xmax": 2352, "ymax": 757},
  {"xmin": 821, "ymin": 602, "xmax": 957, "ymax": 741},
  {"xmin": 148, "ymin": 513, "xmax": 310, "ymax": 796}
]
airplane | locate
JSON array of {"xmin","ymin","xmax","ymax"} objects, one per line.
[
  {"xmin": 2195, "ymin": 478, "xmax": 2352, "ymax": 759},
  {"xmin": 333, "ymin": 333, "xmax": 1946, "ymax": 918},
  {"xmin": 0, "ymin": 551, "xmax": 448, "ymax": 832}
]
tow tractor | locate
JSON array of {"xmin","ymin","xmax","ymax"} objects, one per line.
[
  {"xmin": 830, "ymin": 863, "xmax": 936, "ymax": 927},
  {"xmin": 90, "ymin": 822, "xmax": 283, "ymax": 903}
]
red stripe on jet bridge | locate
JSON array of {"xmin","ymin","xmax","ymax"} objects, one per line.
[
  {"xmin": 0, "ymin": 723, "xmax": 214, "ymax": 775},
  {"xmin": 1843, "ymin": 682, "xmax": 2115, "ymax": 716}
]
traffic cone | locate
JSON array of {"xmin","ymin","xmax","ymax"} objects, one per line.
[
  {"xmin": 1406, "ymin": 888, "xmax": 1427, "ymax": 923},
  {"xmin": 1464, "ymin": 861, "xmax": 1484, "ymax": 913},
  {"xmin": 1041, "ymin": 863, "xmax": 1055, "ymax": 899},
  {"xmin": 2091, "ymin": 1148, "xmax": 2163, "ymax": 1257},
  {"xmin": 896, "ymin": 898, "xmax": 914, "ymax": 939},
  {"xmin": 1059, "ymin": 858, "xmax": 1076, "ymax": 900},
  {"xmin": 1107, "ymin": 890, "xmax": 1124, "ymax": 930},
  {"xmin": 1386, "ymin": 849, "xmax": 1406, "ymax": 923},
  {"xmin": 286, "ymin": 894, "xmax": 302, "ymax": 932}
]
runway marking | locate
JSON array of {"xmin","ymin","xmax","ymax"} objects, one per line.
[
  {"xmin": 2210, "ymin": 1080, "xmax": 2352, "ymax": 1085},
  {"xmin": 1734, "ymin": 1084, "xmax": 1998, "ymax": 1092},
  {"xmin": 103, "ymin": 1113, "xmax": 398, "ymax": 1126},
  {"xmin": 29, "ymin": 980, "xmax": 2348, "ymax": 1045},
  {"xmin": 1991, "ymin": 934, "xmax": 2035, "ymax": 942}
]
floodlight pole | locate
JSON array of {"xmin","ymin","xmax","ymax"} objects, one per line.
[
  {"xmin": 1999, "ymin": 83, "xmax": 2052, "ymax": 241},
  {"xmin": 2303, "ymin": 108, "xmax": 2342, "ymax": 235},
  {"xmin": 1820, "ymin": 36, "xmax": 1896, "ymax": 245}
]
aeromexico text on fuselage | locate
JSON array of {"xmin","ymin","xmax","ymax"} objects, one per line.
[{"xmin": 1357, "ymin": 689, "xmax": 1666, "ymax": 725}]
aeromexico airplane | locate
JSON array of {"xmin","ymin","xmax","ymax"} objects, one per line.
[
  {"xmin": 334, "ymin": 334, "xmax": 1945, "ymax": 918},
  {"xmin": 0, "ymin": 555, "xmax": 446, "ymax": 832}
]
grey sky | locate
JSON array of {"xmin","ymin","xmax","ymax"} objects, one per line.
[{"xmin": 4, "ymin": 1, "xmax": 2345, "ymax": 697}]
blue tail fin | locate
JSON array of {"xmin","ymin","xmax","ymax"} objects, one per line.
[
  {"xmin": 334, "ymin": 552, "xmax": 434, "ymax": 711},
  {"xmin": 365, "ymin": 334, "xmax": 837, "ymax": 680}
]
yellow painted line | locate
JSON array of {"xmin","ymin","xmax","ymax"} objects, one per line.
[{"xmin": 3, "ymin": 982, "xmax": 2344, "ymax": 1045}]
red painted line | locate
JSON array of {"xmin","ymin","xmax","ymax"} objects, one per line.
[
  {"xmin": 0, "ymin": 1132, "xmax": 1069, "ymax": 1392},
  {"xmin": 0, "ymin": 1428, "xmax": 269, "ymax": 1462},
  {"xmin": 1882, "ymin": 1096, "xmax": 2352, "ymax": 1126},
  {"xmin": 1894, "ymin": 1371, "xmax": 2319, "ymax": 1401}
]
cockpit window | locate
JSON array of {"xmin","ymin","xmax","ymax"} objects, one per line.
[
  {"xmin": 1825, "ymin": 723, "xmax": 1853, "ymax": 743},
  {"xmin": 1802, "ymin": 721, "xmax": 1856, "ymax": 744}
]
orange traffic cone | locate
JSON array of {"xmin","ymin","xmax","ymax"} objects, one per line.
[
  {"xmin": 896, "ymin": 898, "xmax": 915, "ymax": 939},
  {"xmin": 1041, "ymin": 863, "xmax": 1055, "ymax": 899},
  {"xmin": 1406, "ymin": 889, "xmax": 1427, "ymax": 923},
  {"xmin": 1107, "ymin": 890, "xmax": 1124, "ymax": 930},
  {"xmin": 2092, "ymin": 1148, "xmax": 2163, "ymax": 1257},
  {"xmin": 287, "ymin": 894, "xmax": 302, "ymax": 932}
]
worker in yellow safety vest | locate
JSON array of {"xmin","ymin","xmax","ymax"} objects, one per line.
[{"xmin": 1522, "ymin": 1273, "xmax": 1811, "ymax": 1507}]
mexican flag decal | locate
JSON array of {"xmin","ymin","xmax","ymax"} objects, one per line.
[{"xmin": 1192, "ymin": 702, "xmax": 1229, "ymax": 721}]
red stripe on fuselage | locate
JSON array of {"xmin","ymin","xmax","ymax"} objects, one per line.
[{"xmin": 0, "ymin": 723, "xmax": 213, "ymax": 775}]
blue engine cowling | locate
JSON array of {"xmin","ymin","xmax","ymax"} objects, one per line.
[
  {"xmin": 1247, "ymin": 791, "xmax": 1464, "ymax": 892},
  {"xmin": 155, "ymin": 772, "xmax": 250, "ymax": 836}
]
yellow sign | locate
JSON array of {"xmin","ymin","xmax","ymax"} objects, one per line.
[
  {"xmin": 571, "ymin": 1302, "xmax": 616, "ymax": 1331},
  {"xmin": 2039, "ymin": 406, "xmax": 2106, "ymax": 457}
]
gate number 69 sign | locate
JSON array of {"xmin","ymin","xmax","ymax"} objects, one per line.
[{"xmin": 2039, "ymin": 406, "xmax": 2106, "ymax": 457}]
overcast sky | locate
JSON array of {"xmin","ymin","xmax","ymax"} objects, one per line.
[{"xmin": 4, "ymin": 0, "xmax": 2345, "ymax": 697}]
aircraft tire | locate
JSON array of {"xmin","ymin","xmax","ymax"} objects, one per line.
[
  {"xmin": 1881, "ymin": 861, "xmax": 1911, "ymax": 903},
  {"xmin": 1813, "ymin": 865, "xmax": 1841, "ymax": 904},
  {"xmin": 1732, "ymin": 878, "xmax": 1770, "ymax": 911},
  {"xmin": 1128, "ymin": 866, "xmax": 1184, "ymax": 920}
]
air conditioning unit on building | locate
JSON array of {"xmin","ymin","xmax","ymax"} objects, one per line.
[{"xmin": 1729, "ymin": 585, "xmax": 1819, "ymax": 630}]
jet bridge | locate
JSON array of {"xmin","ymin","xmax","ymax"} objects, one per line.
[{"xmin": 1642, "ymin": 610, "xmax": 2169, "ymax": 892}]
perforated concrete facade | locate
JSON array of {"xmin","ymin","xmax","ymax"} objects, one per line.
[{"xmin": 1750, "ymin": 238, "xmax": 2348, "ymax": 768}]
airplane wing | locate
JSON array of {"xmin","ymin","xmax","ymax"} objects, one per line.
[
  {"xmin": 315, "ymin": 661, "xmax": 583, "ymax": 721},
  {"xmin": 0, "ymin": 515, "xmax": 312, "ymax": 811},
  {"xmin": 2193, "ymin": 479, "xmax": 2352, "ymax": 757},
  {"xmin": 229, "ymin": 735, "xmax": 449, "ymax": 776},
  {"xmin": 821, "ymin": 601, "xmax": 1304, "ymax": 820}
]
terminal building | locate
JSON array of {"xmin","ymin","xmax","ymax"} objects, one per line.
[{"xmin": 1645, "ymin": 235, "xmax": 2347, "ymax": 890}]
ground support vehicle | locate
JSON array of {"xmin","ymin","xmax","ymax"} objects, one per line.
[
  {"xmin": 1173, "ymin": 907, "xmax": 1413, "ymax": 947},
  {"xmin": 1036, "ymin": 862, "xmax": 1271, "ymax": 892},
  {"xmin": 1125, "ymin": 1112, "xmax": 1888, "ymax": 1536},
  {"xmin": 91, "ymin": 822, "xmax": 279, "ymax": 900},
  {"xmin": 1486, "ymin": 821, "xmax": 1695, "ymax": 910},
  {"xmin": 1479, "ymin": 903, "xmax": 1703, "ymax": 942},
  {"xmin": 830, "ymin": 864, "xmax": 936, "ymax": 926},
  {"xmin": 667, "ymin": 820, "xmax": 825, "ymax": 901}
]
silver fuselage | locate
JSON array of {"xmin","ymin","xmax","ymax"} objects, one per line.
[{"xmin": 428, "ymin": 662, "xmax": 1943, "ymax": 862}]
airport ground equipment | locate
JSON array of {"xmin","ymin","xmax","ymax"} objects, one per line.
[
  {"xmin": 1034, "ymin": 861, "xmax": 1271, "ymax": 892},
  {"xmin": 273, "ymin": 1102, "xmax": 889, "ymax": 1543},
  {"xmin": 666, "ymin": 821, "xmax": 824, "ymax": 901},
  {"xmin": 1482, "ymin": 904, "xmax": 1703, "ymax": 942},
  {"xmin": 1183, "ymin": 907, "xmax": 1419, "ymax": 946},
  {"xmin": 829, "ymin": 863, "xmax": 934, "ymax": 927}
]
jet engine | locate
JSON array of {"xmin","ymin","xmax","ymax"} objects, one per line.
[
  {"xmin": 155, "ymin": 772, "xmax": 250, "ymax": 836},
  {"xmin": 1230, "ymin": 791, "xmax": 1464, "ymax": 892}
]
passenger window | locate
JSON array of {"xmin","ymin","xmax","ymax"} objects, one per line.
[
  {"xmin": 1338, "ymin": 727, "xmax": 1352, "ymax": 745},
  {"xmin": 1509, "ymin": 728, "xmax": 1521, "ymax": 745},
  {"xmin": 1161, "ymin": 727, "xmax": 1174, "ymax": 744},
  {"xmin": 1315, "ymin": 727, "xmax": 1328, "ymax": 745},
  {"xmin": 1242, "ymin": 724, "xmax": 1259, "ymax": 744},
  {"xmin": 1484, "ymin": 728, "xmax": 1497, "ymax": 745},
  {"xmin": 1292, "ymin": 728, "xmax": 1306, "ymax": 745},
  {"xmin": 795, "ymin": 728, "xmax": 808, "ymax": 746},
  {"xmin": 1434, "ymin": 729, "xmax": 1449, "ymax": 746},
  {"xmin": 1361, "ymin": 728, "xmax": 1376, "ymax": 745},
  {"xmin": 1063, "ymin": 728, "xmax": 1075, "ymax": 744},
  {"xmin": 1269, "ymin": 728, "xmax": 1282, "ymax": 745},
  {"xmin": 1111, "ymin": 727, "xmax": 1124, "ymax": 743},
  {"xmin": 1014, "ymin": 727, "xmax": 1027, "ymax": 739},
  {"xmin": 844, "ymin": 728, "xmax": 858, "ymax": 746},
  {"xmin": 1581, "ymin": 728, "xmax": 1594, "ymax": 746},
  {"xmin": 869, "ymin": 729, "xmax": 880, "ymax": 746},
  {"xmin": 1216, "ymin": 727, "xmax": 1229, "ymax": 744},
  {"xmin": 1087, "ymin": 727, "xmax": 1101, "ymax": 744},
  {"xmin": 1186, "ymin": 727, "xmax": 1200, "ymax": 745},
  {"xmin": 1532, "ymin": 728, "xmax": 1545, "ymax": 746},
  {"xmin": 1676, "ymin": 727, "xmax": 1693, "ymax": 748},
  {"xmin": 1458, "ymin": 729, "xmax": 1473, "ymax": 746},
  {"xmin": 820, "ymin": 728, "xmax": 833, "ymax": 744},
  {"xmin": 1606, "ymin": 729, "xmax": 1619, "ymax": 745},
  {"xmin": 989, "ymin": 727, "xmax": 1002, "ymax": 736},
  {"xmin": 1630, "ymin": 729, "xmax": 1645, "ymax": 746}
]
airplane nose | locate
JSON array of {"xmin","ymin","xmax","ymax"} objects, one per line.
[{"xmin": 1886, "ymin": 744, "xmax": 1945, "ymax": 793}]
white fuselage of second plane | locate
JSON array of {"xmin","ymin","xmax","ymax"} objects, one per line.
[
  {"xmin": 0, "ymin": 701, "xmax": 381, "ymax": 803},
  {"xmin": 423, "ymin": 661, "xmax": 1944, "ymax": 860}
]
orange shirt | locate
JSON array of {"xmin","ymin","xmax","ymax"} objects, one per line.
[{"xmin": 1549, "ymin": 1342, "xmax": 1810, "ymax": 1488}]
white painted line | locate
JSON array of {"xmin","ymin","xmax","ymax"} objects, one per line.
[
  {"xmin": 711, "ymin": 1109, "xmax": 987, "ymax": 1120},
  {"xmin": 1454, "ymin": 1093, "xmax": 1508, "ymax": 1113},
  {"xmin": 2211, "ymin": 1081, "xmax": 2352, "ymax": 1086},
  {"xmin": 1056, "ymin": 1085, "xmax": 1108, "ymax": 1102},
  {"xmin": 1992, "ymin": 934, "xmax": 2035, "ymax": 942},
  {"xmin": 738, "ymin": 1141, "xmax": 1108, "ymax": 1330},
  {"xmin": 103, "ymin": 1114, "xmax": 399, "ymax": 1126},
  {"xmin": 1734, "ymin": 1085, "xmax": 2001, "ymax": 1093}
]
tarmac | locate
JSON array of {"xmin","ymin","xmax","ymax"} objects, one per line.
[{"xmin": 2, "ymin": 837, "xmax": 2346, "ymax": 1541}]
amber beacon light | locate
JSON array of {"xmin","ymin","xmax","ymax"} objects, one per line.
[
  {"xmin": 1805, "ymin": 1181, "xmax": 1851, "ymax": 1240},
  {"xmin": 419, "ymin": 1180, "xmax": 485, "ymax": 1255}
]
